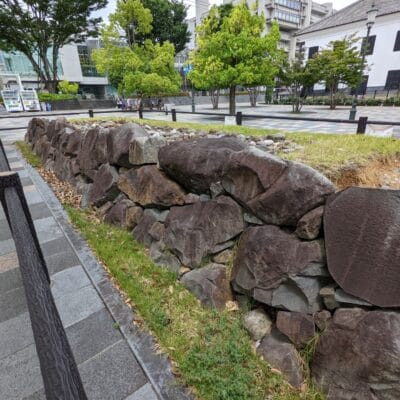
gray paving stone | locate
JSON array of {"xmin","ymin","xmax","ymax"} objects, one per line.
[
  {"xmin": 24, "ymin": 190, "xmax": 43, "ymax": 205},
  {"xmin": 67, "ymin": 308, "xmax": 123, "ymax": 365},
  {"xmin": 0, "ymin": 238, "xmax": 15, "ymax": 256},
  {"xmin": 51, "ymin": 265, "xmax": 90, "ymax": 299},
  {"xmin": 40, "ymin": 236, "xmax": 76, "ymax": 257},
  {"xmin": 0, "ymin": 251, "xmax": 18, "ymax": 273},
  {"xmin": 0, "ymin": 266, "xmax": 22, "ymax": 294},
  {"xmin": 45, "ymin": 249, "xmax": 82, "ymax": 275},
  {"xmin": 34, "ymin": 216, "xmax": 64, "ymax": 244},
  {"xmin": 0, "ymin": 286, "xmax": 27, "ymax": 323},
  {"xmin": 125, "ymin": 383, "xmax": 159, "ymax": 400},
  {"xmin": 0, "ymin": 312, "xmax": 34, "ymax": 360},
  {"xmin": 79, "ymin": 340, "xmax": 148, "ymax": 400},
  {"xmin": 55, "ymin": 284, "xmax": 105, "ymax": 327},
  {"xmin": 0, "ymin": 222, "xmax": 12, "ymax": 241},
  {"xmin": 0, "ymin": 344, "xmax": 43, "ymax": 400},
  {"xmin": 28, "ymin": 202, "xmax": 53, "ymax": 221},
  {"xmin": 23, "ymin": 389, "xmax": 46, "ymax": 400}
]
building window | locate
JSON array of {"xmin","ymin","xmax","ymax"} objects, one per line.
[
  {"xmin": 361, "ymin": 35, "xmax": 376, "ymax": 56},
  {"xmin": 275, "ymin": 10, "xmax": 301, "ymax": 24},
  {"xmin": 275, "ymin": 0, "xmax": 301, "ymax": 11},
  {"xmin": 78, "ymin": 45, "xmax": 101, "ymax": 77},
  {"xmin": 394, "ymin": 31, "xmax": 400, "ymax": 51},
  {"xmin": 308, "ymin": 46, "xmax": 319, "ymax": 59},
  {"xmin": 385, "ymin": 70, "xmax": 400, "ymax": 90}
]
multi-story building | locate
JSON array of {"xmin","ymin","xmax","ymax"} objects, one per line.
[
  {"xmin": 0, "ymin": 39, "xmax": 111, "ymax": 98},
  {"xmin": 222, "ymin": 0, "xmax": 335, "ymax": 55},
  {"xmin": 296, "ymin": 0, "xmax": 400, "ymax": 93}
]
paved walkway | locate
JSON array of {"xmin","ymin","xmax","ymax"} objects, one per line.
[{"xmin": 0, "ymin": 144, "xmax": 190, "ymax": 399}]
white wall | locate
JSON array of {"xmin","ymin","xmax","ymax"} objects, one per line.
[
  {"xmin": 297, "ymin": 13, "xmax": 400, "ymax": 88},
  {"xmin": 59, "ymin": 44, "xmax": 83, "ymax": 83}
]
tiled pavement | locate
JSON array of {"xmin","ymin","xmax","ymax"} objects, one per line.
[{"xmin": 0, "ymin": 145, "xmax": 191, "ymax": 400}]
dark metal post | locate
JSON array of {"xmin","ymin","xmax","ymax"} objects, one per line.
[
  {"xmin": 236, "ymin": 112, "xmax": 243, "ymax": 126},
  {"xmin": 0, "ymin": 139, "xmax": 10, "ymax": 171},
  {"xmin": 0, "ymin": 172, "xmax": 88, "ymax": 400},
  {"xmin": 191, "ymin": 89, "xmax": 195, "ymax": 113},
  {"xmin": 172, "ymin": 108, "xmax": 177, "ymax": 122},
  {"xmin": 357, "ymin": 116, "xmax": 368, "ymax": 134},
  {"xmin": 138, "ymin": 108, "xmax": 143, "ymax": 119},
  {"xmin": 88, "ymin": 109, "xmax": 94, "ymax": 118}
]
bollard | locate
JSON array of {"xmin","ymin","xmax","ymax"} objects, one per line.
[
  {"xmin": 88, "ymin": 109, "xmax": 94, "ymax": 118},
  {"xmin": 172, "ymin": 109, "xmax": 177, "ymax": 122},
  {"xmin": 138, "ymin": 108, "xmax": 143, "ymax": 119},
  {"xmin": 236, "ymin": 111, "xmax": 243, "ymax": 126},
  {"xmin": 357, "ymin": 116, "xmax": 368, "ymax": 134}
]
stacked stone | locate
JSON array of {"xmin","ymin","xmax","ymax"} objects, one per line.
[{"xmin": 26, "ymin": 118, "xmax": 400, "ymax": 400}]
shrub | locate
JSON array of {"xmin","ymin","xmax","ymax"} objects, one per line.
[
  {"xmin": 38, "ymin": 93, "xmax": 77, "ymax": 102},
  {"xmin": 58, "ymin": 80, "xmax": 79, "ymax": 95}
]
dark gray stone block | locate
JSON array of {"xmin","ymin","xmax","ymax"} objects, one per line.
[
  {"xmin": 0, "ymin": 344, "xmax": 43, "ymax": 400},
  {"xmin": 0, "ymin": 312, "xmax": 34, "ymax": 360},
  {"xmin": 34, "ymin": 216, "xmax": 64, "ymax": 244},
  {"xmin": 67, "ymin": 308, "xmax": 122, "ymax": 365},
  {"xmin": 0, "ymin": 267, "xmax": 23, "ymax": 294},
  {"xmin": 0, "ymin": 287, "xmax": 27, "ymax": 323},
  {"xmin": 50, "ymin": 265, "xmax": 90, "ymax": 299},
  {"xmin": 79, "ymin": 340, "xmax": 148, "ymax": 400},
  {"xmin": 125, "ymin": 383, "xmax": 159, "ymax": 400}
]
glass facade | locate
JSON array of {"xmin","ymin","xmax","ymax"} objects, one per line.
[
  {"xmin": 276, "ymin": 10, "xmax": 301, "ymax": 24},
  {"xmin": 276, "ymin": 0, "xmax": 301, "ymax": 11},
  {"xmin": 78, "ymin": 45, "xmax": 102, "ymax": 77},
  {"xmin": 0, "ymin": 50, "xmax": 63, "ymax": 77}
]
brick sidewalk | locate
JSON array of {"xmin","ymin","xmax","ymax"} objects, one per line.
[{"xmin": 0, "ymin": 144, "xmax": 190, "ymax": 400}]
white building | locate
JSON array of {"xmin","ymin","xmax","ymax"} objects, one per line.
[
  {"xmin": 0, "ymin": 39, "xmax": 111, "ymax": 98},
  {"xmin": 296, "ymin": 0, "xmax": 400, "ymax": 92},
  {"xmin": 222, "ymin": 0, "xmax": 335, "ymax": 55}
]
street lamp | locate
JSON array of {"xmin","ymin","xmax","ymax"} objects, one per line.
[{"xmin": 349, "ymin": 2, "xmax": 378, "ymax": 120}]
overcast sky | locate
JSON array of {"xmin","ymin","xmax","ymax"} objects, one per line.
[{"xmin": 96, "ymin": 0, "xmax": 357, "ymax": 21}]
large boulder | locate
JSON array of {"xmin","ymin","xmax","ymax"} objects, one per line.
[
  {"xmin": 58, "ymin": 128, "xmax": 82, "ymax": 157},
  {"xmin": 129, "ymin": 134, "xmax": 166, "ymax": 165},
  {"xmin": 181, "ymin": 263, "xmax": 233, "ymax": 310},
  {"xmin": 248, "ymin": 162, "xmax": 334, "ymax": 227},
  {"xmin": 88, "ymin": 163, "xmax": 119, "ymax": 206},
  {"xmin": 258, "ymin": 329, "xmax": 305, "ymax": 389},
  {"xmin": 107, "ymin": 123, "xmax": 147, "ymax": 168},
  {"xmin": 312, "ymin": 308, "xmax": 400, "ymax": 400},
  {"xmin": 78, "ymin": 127, "xmax": 109, "ymax": 175},
  {"xmin": 158, "ymin": 137, "xmax": 247, "ymax": 194},
  {"xmin": 324, "ymin": 188, "xmax": 400, "ymax": 307},
  {"xmin": 118, "ymin": 165, "xmax": 186, "ymax": 208},
  {"xmin": 164, "ymin": 196, "xmax": 244, "ymax": 268},
  {"xmin": 222, "ymin": 148, "xmax": 288, "ymax": 204}
]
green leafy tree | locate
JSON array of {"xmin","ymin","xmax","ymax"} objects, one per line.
[
  {"xmin": 279, "ymin": 49, "xmax": 317, "ymax": 113},
  {"xmin": 92, "ymin": 0, "xmax": 181, "ymax": 99},
  {"xmin": 58, "ymin": 80, "xmax": 79, "ymax": 95},
  {"xmin": 189, "ymin": 1, "xmax": 281, "ymax": 115},
  {"xmin": 308, "ymin": 35, "xmax": 365, "ymax": 110},
  {"xmin": 134, "ymin": 0, "xmax": 190, "ymax": 54},
  {"xmin": 0, "ymin": 0, "xmax": 107, "ymax": 92}
]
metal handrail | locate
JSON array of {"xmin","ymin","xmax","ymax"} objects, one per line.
[{"xmin": 0, "ymin": 164, "xmax": 87, "ymax": 399}]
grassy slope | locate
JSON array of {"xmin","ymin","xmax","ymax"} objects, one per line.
[
  {"xmin": 70, "ymin": 116, "xmax": 400, "ymax": 178},
  {"xmin": 16, "ymin": 141, "xmax": 322, "ymax": 400}
]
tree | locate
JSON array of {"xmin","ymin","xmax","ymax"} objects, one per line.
[
  {"xmin": 188, "ymin": 1, "xmax": 281, "ymax": 115},
  {"xmin": 58, "ymin": 80, "xmax": 79, "ymax": 95},
  {"xmin": 308, "ymin": 35, "xmax": 364, "ymax": 110},
  {"xmin": 279, "ymin": 49, "xmax": 317, "ymax": 113},
  {"xmin": 0, "ymin": 0, "xmax": 107, "ymax": 92},
  {"xmin": 92, "ymin": 0, "xmax": 181, "ymax": 99},
  {"xmin": 133, "ymin": 0, "xmax": 190, "ymax": 54}
]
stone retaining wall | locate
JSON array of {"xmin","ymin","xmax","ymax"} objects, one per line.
[{"xmin": 25, "ymin": 118, "xmax": 400, "ymax": 399}]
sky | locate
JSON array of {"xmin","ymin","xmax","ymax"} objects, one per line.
[{"xmin": 96, "ymin": 0, "xmax": 357, "ymax": 22}]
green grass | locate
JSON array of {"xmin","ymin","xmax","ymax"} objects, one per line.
[
  {"xmin": 16, "ymin": 139, "xmax": 326, "ymax": 399},
  {"xmin": 65, "ymin": 207, "xmax": 323, "ymax": 400},
  {"xmin": 69, "ymin": 116, "xmax": 400, "ymax": 178},
  {"xmin": 16, "ymin": 141, "xmax": 42, "ymax": 168}
]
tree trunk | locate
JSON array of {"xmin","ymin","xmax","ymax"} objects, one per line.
[
  {"xmin": 210, "ymin": 89, "xmax": 220, "ymax": 109},
  {"xmin": 229, "ymin": 86, "xmax": 236, "ymax": 116},
  {"xmin": 330, "ymin": 87, "xmax": 336, "ymax": 110}
]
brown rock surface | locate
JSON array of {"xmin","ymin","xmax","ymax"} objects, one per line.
[
  {"xmin": 181, "ymin": 263, "xmax": 233, "ymax": 310},
  {"xmin": 118, "ymin": 166, "xmax": 186, "ymax": 208},
  {"xmin": 295, "ymin": 206, "xmax": 324, "ymax": 240},
  {"xmin": 88, "ymin": 163, "xmax": 119, "ymax": 206},
  {"xmin": 158, "ymin": 137, "xmax": 247, "ymax": 193},
  {"xmin": 324, "ymin": 188, "xmax": 400, "ymax": 307},
  {"xmin": 164, "ymin": 196, "xmax": 244, "ymax": 268},
  {"xmin": 312, "ymin": 308, "xmax": 400, "ymax": 399},
  {"xmin": 78, "ymin": 127, "xmax": 109, "ymax": 174},
  {"xmin": 276, "ymin": 311, "xmax": 315, "ymax": 348}
]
